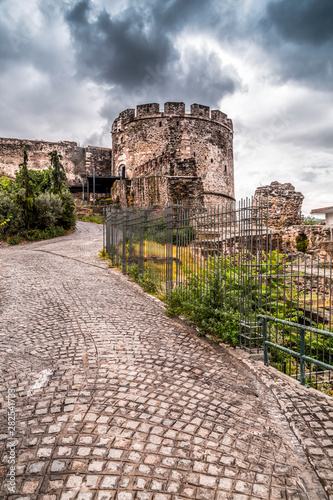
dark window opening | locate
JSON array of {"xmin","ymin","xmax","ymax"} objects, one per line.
[
  {"xmin": 211, "ymin": 158, "xmax": 213, "ymax": 163},
  {"xmin": 177, "ymin": 120, "xmax": 179, "ymax": 126},
  {"xmin": 159, "ymin": 121, "xmax": 162, "ymax": 127},
  {"xmin": 224, "ymin": 165, "xmax": 227, "ymax": 172},
  {"xmin": 205, "ymin": 156, "xmax": 207, "ymax": 160},
  {"xmin": 119, "ymin": 165, "xmax": 125, "ymax": 179},
  {"xmin": 121, "ymin": 137, "xmax": 123, "ymax": 144},
  {"xmin": 193, "ymin": 152, "xmax": 196, "ymax": 157}
]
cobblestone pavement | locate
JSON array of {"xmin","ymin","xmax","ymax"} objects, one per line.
[{"xmin": 0, "ymin": 221, "xmax": 332, "ymax": 500}]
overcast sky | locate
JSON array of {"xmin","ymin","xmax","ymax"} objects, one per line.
[{"xmin": 0, "ymin": 0, "xmax": 332, "ymax": 213}]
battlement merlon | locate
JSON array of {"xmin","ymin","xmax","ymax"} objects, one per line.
[
  {"xmin": 112, "ymin": 103, "xmax": 232, "ymax": 129},
  {"xmin": 190, "ymin": 103, "xmax": 210, "ymax": 118},
  {"xmin": 164, "ymin": 102, "xmax": 186, "ymax": 115},
  {"xmin": 137, "ymin": 103, "xmax": 160, "ymax": 117}
]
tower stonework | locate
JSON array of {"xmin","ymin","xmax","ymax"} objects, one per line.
[{"xmin": 111, "ymin": 102, "xmax": 235, "ymax": 205}]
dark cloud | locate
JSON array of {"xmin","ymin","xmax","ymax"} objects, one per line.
[
  {"xmin": 261, "ymin": 0, "xmax": 333, "ymax": 89},
  {"xmin": 65, "ymin": 0, "xmax": 177, "ymax": 88},
  {"xmin": 64, "ymin": 0, "xmax": 242, "ymax": 114},
  {"xmin": 266, "ymin": 0, "xmax": 333, "ymax": 46}
]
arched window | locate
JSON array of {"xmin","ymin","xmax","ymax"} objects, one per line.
[{"xmin": 119, "ymin": 164, "xmax": 125, "ymax": 179}]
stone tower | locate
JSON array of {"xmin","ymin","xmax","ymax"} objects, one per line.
[{"xmin": 111, "ymin": 102, "xmax": 235, "ymax": 205}]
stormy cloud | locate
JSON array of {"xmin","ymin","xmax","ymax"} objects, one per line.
[{"xmin": 0, "ymin": 0, "xmax": 332, "ymax": 211}]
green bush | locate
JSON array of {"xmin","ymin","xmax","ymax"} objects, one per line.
[
  {"xmin": 0, "ymin": 149, "xmax": 76, "ymax": 243},
  {"xmin": 8, "ymin": 226, "xmax": 67, "ymax": 244},
  {"xmin": 59, "ymin": 190, "xmax": 76, "ymax": 229},
  {"xmin": 35, "ymin": 192, "xmax": 63, "ymax": 229},
  {"xmin": 128, "ymin": 263, "xmax": 159, "ymax": 295},
  {"xmin": 165, "ymin": 270, "xmax": 240, "ymax": 346},
  {"xmin": 0, "ymin": 192, "xmax": 24, "ymax": 236}
]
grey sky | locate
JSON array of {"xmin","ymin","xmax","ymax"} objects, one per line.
[{"xmin": 0, "ymin": 0, "xmax": 332, "ymax": 212}]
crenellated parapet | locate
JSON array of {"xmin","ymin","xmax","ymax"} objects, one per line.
[{"xmin": 112, "ymin": 102, "xmax": 232, "ymax": 131}]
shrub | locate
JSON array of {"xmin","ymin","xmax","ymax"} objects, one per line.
[
  {"xmin": 59, "ymin": 190, "xmax": 76, "ymax": 229},
  {"xmin": 165, "ymin": 270, "xmax": 240, "ymax": 346},
  {"xmin": 128, "ymin": 263, "xmax": 159, "ymax": 295},
  {"xmin": 34, "ymin": 192, "xmax": 63, "ymax": 229},
  {"xmin": 0, "ymin": 192, "xmax": 24, "ymax": 236}
]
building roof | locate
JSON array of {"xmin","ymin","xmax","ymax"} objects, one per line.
[{"xmin": 311, "ymin": 206, "xmax": 333, "ymax": 214}]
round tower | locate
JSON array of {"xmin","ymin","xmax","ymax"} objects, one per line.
[{"xmin": 111, "ymin": 102, "xmax": 235, "ymax": 204}]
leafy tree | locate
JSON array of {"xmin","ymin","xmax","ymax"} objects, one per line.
[
  {"xmin": 59, "ymin": 190, "xmax": 76, "ymax": 229},
  {"xmin": 15, "ymin": 149, "xmax": 35, "ymax": 230},
  {"xmin": 49, "ymin": 150, "xmax": 66, "ymax": 194},
  {"xmin": 29, "ymin": 168, "xmax": 53, "ymax": 196}
]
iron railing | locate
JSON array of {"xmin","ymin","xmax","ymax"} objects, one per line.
[
  {"xmin": 258, "ymin": 314, "xmax": 333, "ymax": 387},
  {"xmin": 103, "ymin": 200, "xmax": 333, "ymax": 391}
]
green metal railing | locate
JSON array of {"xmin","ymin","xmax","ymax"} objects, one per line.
[
  {"xmin": 258, "ymin": 314, "xmax": 333, "ymax": 387},
  {"xmin": 104, "ymin": 200, "xmax": 333, "ymax": 392}
]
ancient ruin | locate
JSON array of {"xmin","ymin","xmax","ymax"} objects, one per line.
[
  {"xmin": 111, "ymin": 102, "xmax": 235, "ymax": 207},
  {"xmin": 254, "ymin": 181, "xmax": 332, "ymax": 260},
  {"xmin": 0, "ymin": 102, "xmax": 235, "ymax": 208},
  {"xmin": 0, "ymin": 138, "xmax": 112, "ymax": 184}
]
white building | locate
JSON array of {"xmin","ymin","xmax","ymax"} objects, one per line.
[{"xmin": 311, "ymin": 206, "xmax": 333, "ymax": 225}]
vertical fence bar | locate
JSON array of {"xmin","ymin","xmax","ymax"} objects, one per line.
[
  {"xmin": 263, "ymin": 318, "xmax": 268, "ymax": 365},
  {"xmin": 122, "ymin": 209, "xmax": 127, "ymax": 274},
  {"xmin": 300, "ymin": 328, "xmax": 306, "ymax": 386}
]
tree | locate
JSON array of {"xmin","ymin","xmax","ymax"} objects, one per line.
[
  {"xmin": 49, "ymin": 150, "xmax": 66, "ymax": 194},
  {"xmin": 15, "ymin": 149, "xmax": 35, "ymax": 229}
]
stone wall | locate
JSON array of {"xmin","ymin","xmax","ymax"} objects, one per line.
[
  {"xmin": 111, "ymin": 102, "xmax": 234, "ymax": 205},
  {"xmin": 0, "ymin": 137, "xmax": 112, "ymax": 183},
  {"xmin": 278, "ymin": 225, "xmax": 332, "ymax": 257},
  {"xmin": 254, "ymin": 181, "xmax": 304, "ymax": 228},
  {"xmin": 111, "ymin": 153, "xmax": 204, "ymax": 208},
  {"xmin": 85, "ymin": 146, "xmax": 112, "ymax": 176}
]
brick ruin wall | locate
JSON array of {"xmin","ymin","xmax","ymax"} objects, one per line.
[
  {"xmin": 254, "ymin": 181, "xmax": 304, "ymax": 227},
  {"xmin": 253, "ymin": 181, "xmax": 332, "ymax": 260},
  {"xmin": 111, "ymin": 102, "xmax": 235, "ymax": 205},
  {"xmin": 0, "ymin": 138, "xmax": 112, "ymax": 183},
  {"xmin": 111, "ymin": 154, "xmax": 204, "ymax": 208}
]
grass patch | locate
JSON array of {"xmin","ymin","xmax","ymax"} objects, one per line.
[{"xmin": 78, "ymin": 214, "xmax": 103, "ymax": 224}]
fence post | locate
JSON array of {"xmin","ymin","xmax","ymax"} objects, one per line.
[
  {"xmin": 139, "ymin": 210, "xmax": 144, "ymax": 273},
  {"xmin": 103, "ymin": 207, "xmax": 105, "ymax": 253},
  {"xmin": 262, "ymin": 318, "xmax": 269, "ymax": 366},
  {"xmin": 166, "ymin": 205, "xmax": 173, "ymax": 294},
  {"xmin": 122, "ymin": 209, "xmax": 127, "ymax": 274},
  {"xmin": 300, "ymin": 328, "xmax": 306, "ymax": 386},
  {"xmin": 106, "ymin": 210, "xmax": 111, "ymax": 258}
]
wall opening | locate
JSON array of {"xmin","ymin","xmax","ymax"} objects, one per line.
[
  {"xmin": 296, "ymin": 233, "xmax": 309, "ymax": 253},
  {"xmin": 119, "ymin": 164, "xmax": 126, "ymax": 179}
]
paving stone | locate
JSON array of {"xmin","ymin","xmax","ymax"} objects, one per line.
[{"xmin": 0, "ymin": 221, "xmax": 331, "ymax": 500}]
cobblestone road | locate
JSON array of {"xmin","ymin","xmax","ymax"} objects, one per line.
[{"xmin": 0, "ymin": 222, "xmax": 333, "ymax": 500}]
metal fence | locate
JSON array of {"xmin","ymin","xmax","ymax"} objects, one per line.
[{"xmin": 103, "ymin": 200, "xmax": 333, "ymax": 391}]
